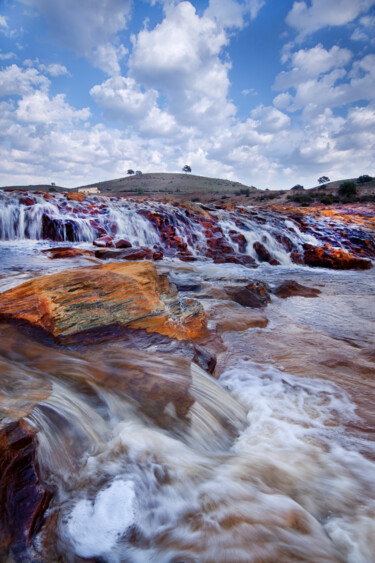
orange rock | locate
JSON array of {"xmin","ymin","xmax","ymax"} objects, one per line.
[
  {"xmin": 303, "ymin": 243, "xmax": 371, "ymax": 270},
  {"xmin": 0, "ymin": 261, "xmax": 207, "ymax": 342},
  {"xmin": 41, "ymin": 247, "xmax": 94, "ymax": 259},
  {"xmin": 66, "ymin": 191, "xmax": 85, "ymax": 202}
]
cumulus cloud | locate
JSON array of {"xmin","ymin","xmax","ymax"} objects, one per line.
[
  {"xmin": 275, "ymin": 44, "xmax": 353, "ymax": 91},
  {"xmin": 17, "ymin": 0, "xmax": 132, "ymax": 74},
  {"xmin": 273, "ymin": 45, "xmax": 375, "ymax": 113},
  {"xmin": 286, "ymin": 0, "xmax": 375, "ymax": 38},
  {"xmin": 16, "ymin": 91, "xmax": 90, "ymax": 125},
  {"xmin": 0, "ymin": 64, "xmax": 49, "ymax": 96},
  {"xmin": 129, "ymin": 2, "xmax": 235, "ymax": 130},
  {"xmin": 90, "ymin": 75, "xmax": 176, "ymax": 136}
]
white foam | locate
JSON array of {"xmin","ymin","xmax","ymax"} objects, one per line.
[{"xmin": 66, "ymin": 479, "xmax": 136, "ymax": 558}]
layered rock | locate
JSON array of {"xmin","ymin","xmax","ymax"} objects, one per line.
[
  {"xmin": 0, "ymin": 261, "xmax": 207, "ymax": 343},
  {"xmin": 0, "ymin": 419, "xmax": 51, "ymax": 557}
]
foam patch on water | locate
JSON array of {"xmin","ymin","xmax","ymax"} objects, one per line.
[{"xmin": 66, "ymin": 479, "xmax": 136, "ymax": 558}]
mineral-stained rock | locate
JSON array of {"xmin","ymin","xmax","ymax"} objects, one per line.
[
  {"xmin": 303, "ymin": 244, "xmax": 372, "ymax": 270},
  {"xmin": 226, "ymin": 281, "xmax": 272, "ymax": 308},
  {"xmin": 273, "ymin": 280, "xmax": 321, "ymax": 299},
  {"xmin": 42, "ymin": 246, "xmax": 94, "ymax": 259},
  {"xmin": 0, "ymin": 419, "xmax": 52, "ymax": 556},
  {"xmin": 0, "ymin": 261, "xmax": 207, "ymax": 342},
  {"xmin": 253, "ymin": 241, "xmax": 280, "ymax": 265},
  {"xmin": 94, "ymin": 246, "xmax": 163, "ymax": 261}
]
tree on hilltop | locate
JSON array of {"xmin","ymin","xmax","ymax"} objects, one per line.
[
  {"xmin": 357, "ymin": 174, "xmax": 372, "ymax": 184},
  {"xmin": 127, "ymin": 169, "xmax": 134, "ymax": 175},
  {"xmin": 318, "ymin": 176, "xmax": 330, "ymax": 184},
  {"xmin": 182, "ymin": 165, "xmax": 192, "ymax": 173}
]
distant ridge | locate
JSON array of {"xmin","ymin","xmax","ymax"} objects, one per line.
[{"xmin": 76, "ymin": 172, "xmax": 258, "ymax": 195}]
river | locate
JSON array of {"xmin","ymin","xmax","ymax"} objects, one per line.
[{"xmin": 0, "ymin": 191, "xmax": 374, "ymax": 563}]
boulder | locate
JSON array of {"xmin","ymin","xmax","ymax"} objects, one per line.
[
  {"xmin": 273, "ymin": 280, "xmax": 321, "ymax": 299},
  {"xmin": 93, "ymin": 235, "xmax": 115, "ymax": 248},
  {"xmin": 226, "ymin": 281, "xmax": 271, "ymax": 308},
  {"xmin": 0, "ymin": 261, "xmax": 207, "ymax": 343},
  {"xmin": 115, "ymin": 239, "xmax": 132, "ymax": 249},
  {"xmin": 303, "ymin": 244, "xmax": 372, "ymax": 270}
]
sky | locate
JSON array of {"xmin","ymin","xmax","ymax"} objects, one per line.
[{"xmin": 0, "ymin": 0, "xmax": 374, "ymax": 190}]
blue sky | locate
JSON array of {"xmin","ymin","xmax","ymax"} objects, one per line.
[{"xmin": 0, "ymin": 0, "xmax": 374, "ymax": 190}]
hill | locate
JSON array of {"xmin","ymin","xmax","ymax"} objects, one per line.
[{"xmin": 77, "ymin": 172, "xmax": 258, "ymax": 196}]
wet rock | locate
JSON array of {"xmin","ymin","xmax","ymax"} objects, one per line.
[
  {"xmin": 115, "ymin": 239, "xmax": 132, "ymax": 249},
  {"xmin": 253, "ymin": 241, "xmax": 280, "ymax": 266},
  {"xmin": 93, "ymin": 235, "xmax": 115, "ymax": 248},
  {"xmin": 303, "ymin": 244, "xmax": 372, "ymax": 270},
  {"xmin": 207, "ymin": 302, "xmax": 268, "ymax": 332},
  {"xmin": 66, "ymin": 192, "xmax": 85, "ymax": 202},
  {"xmin": 226, "ymin": 281, "xmax": 271, "ymax": 308},
  {"xmin": 228, "ymin": 230, "xmax": 247, "ymax": 253},
  {"xmin": 94, "ymin": 247, "xmax": 163, "ymax": 261},
  {"xmin": 0, "ymin": 420, "xmax": 52, "ymax": 556},
  {"xmin": 42, "ymin": 247, "xmax": 94, "ymax": 259},
  {"xmin": 41, "ymin": 215, "xmax": 78, "ymax": 242},
  {"xmin": 273, "ymin": 280, "xmax": 321, "ymax": 299},
  {"xmin": 0, "ymin": 261, "xmax": 207, "ymax": 343}
]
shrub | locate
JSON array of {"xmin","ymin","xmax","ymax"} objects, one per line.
[
  {"xmin": 338, "ymin": 181, "xmax": 357, "ymax": 198},
  {"xmin": 357, "ymin": 175, "xmax": 372, "ymax": 184}
]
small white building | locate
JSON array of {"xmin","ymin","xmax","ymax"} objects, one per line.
[{"xmin": 78, "ymin": 186, "xmax": 100, "ymax": 194}]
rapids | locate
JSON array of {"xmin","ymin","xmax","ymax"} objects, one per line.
[{"xmin": 0, "ymin": 192, "xmax": 375, "ymax": 563}]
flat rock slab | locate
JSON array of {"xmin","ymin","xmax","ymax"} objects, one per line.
[{"xmin": 0, "ymin": 261, "xmax": 207, "ymax": 343}]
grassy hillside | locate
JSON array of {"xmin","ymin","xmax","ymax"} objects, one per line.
[{"xmin": 77, "ymin": 172, "xmax": 258, "ymax": 195}]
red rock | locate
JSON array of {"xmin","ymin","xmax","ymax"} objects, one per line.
[
  {"xmin": 93, "ymin": 235, "xmax": 115, "ymax": 248},
  {"xmin": 273, "ymin": 280, "xmax": 321, "ymax": 298},
  {"xmin": 228, "ymin": 230, "xmax": 247, "ymax": 253},
  {"xmin": 226, "ymin": 281, "xmax": 271, "ymax": 308},
  {"xmin": 253, "ymin": 241, "xmax": 280, "ymax": 266},
  {"xmin": 115, "ymin": 239, "xmax": 132, "ymax": 248},
  {"xmin": 303, "ymin": 244, "xmax": 372, "ymax": 270},
  {"xmin": 0, "ymin": 420, "xmax": 52, "ymax": 553}
]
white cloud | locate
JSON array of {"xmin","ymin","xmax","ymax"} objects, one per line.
[
  {"xmin": 18, "ymin": 0, "xmax": 132, "ymax": 75},
  {"xmin": 37, "ymin": 62, "xmax": 69, "ymax": 77},
  {"xmin": 273, "ymin": 46, "xmax": 375, "ymax": 113},
  {"xmin": 0, "ymin": 51, "xmax": 16, "ymax": 60},
  {"xmin": 251, "ymin": 105, "xmax": 290, "ymax": 132},
  {"xmin": 0, "ymin": 15, "xmax": 8, "ymax": 27},
  {"xmin": 205, "ymin": 0, "xmax": 265, "ymax": 29},
  {"xmin": 16, "ymin": 91, "xmax": 90, "ymax": 125},
  {"xmin": 275, "ymin": 44, "xmax": 352, "ymax": 91},
  {"xmin": 286, "ymin": 0, "xmax": 375, "ymax": 38},
  {"xmin": 129, "ymin": 2, "xmax": 235, "ymax": 130},
  {"xmin": 0, "ymin": 64, "xmax": 49, "ymax": 96}
]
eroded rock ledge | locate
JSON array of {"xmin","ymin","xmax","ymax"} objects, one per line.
[{"xmin": 0, "ymin": 261, "xmax": 207, "ymax": 343}]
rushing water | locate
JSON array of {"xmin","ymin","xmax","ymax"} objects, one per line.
[{"xmin": 0, "ymin": 194, "xmax": 375, "ymax": 563}]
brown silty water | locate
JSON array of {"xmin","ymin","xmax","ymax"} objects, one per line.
[{"xmin": 0, "ymin": 194, "xmax": 374, "ymax": 562}]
